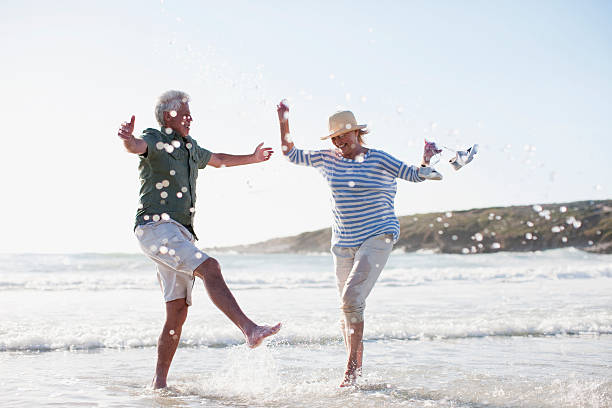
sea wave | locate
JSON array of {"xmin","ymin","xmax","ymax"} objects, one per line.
[{"xmin": 2, "ymin": 320, "xmax": 610, "ymax": 352}]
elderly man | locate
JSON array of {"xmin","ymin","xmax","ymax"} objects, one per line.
[{"xmin": 117, "ymin": 90, "xmax": 281, "ymax": 389}]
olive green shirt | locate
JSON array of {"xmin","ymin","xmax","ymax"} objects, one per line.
[{"xmin": 134, "ymin": 128, "xmax": 212, "ymax": 235}]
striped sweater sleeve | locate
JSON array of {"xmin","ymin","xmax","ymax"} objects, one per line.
[
  {"xmin": 285, "ymin": 147, "xmax": 325, "ymax": 168},
  {"xmin": 379, "ymin": 150, "xmax": 424, "ymax": 182}
]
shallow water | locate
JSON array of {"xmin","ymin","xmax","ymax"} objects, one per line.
[{"xmin": 0, "ymin": 249, "xmax": 610, "ymax": 407}]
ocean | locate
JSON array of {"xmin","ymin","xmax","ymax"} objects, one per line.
[{"xmin": 0, "ymin": 249, "xmax": 610, "ymax": 407}]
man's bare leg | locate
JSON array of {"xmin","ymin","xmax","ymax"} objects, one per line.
[
  {"xmin": 194, "ymin": 258, "xmax": 281, "ymax": 348},
  {"xmin": 340, "ymin": 320, "xmax": 364, "ymax": 387},
  {"xmin": 152, "ymin": 298, "xmax": 188, "ymax": 389}
]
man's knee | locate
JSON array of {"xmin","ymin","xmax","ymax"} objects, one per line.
[
  {"xmin": 194, "ymin": 257, "xmax": 221, "ymax": 279},
  {"xmin": 166, "ymin": 299, "xmax": 189, "ymax": 325}
]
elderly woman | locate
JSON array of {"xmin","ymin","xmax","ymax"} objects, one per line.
[{"xmin": 276, "ymin": 102, "xmax": 441, "ymax": 386}]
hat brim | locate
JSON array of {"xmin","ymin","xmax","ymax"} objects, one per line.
[{"xmin": 320, "ymin": 124, "xmax": 367, "ymax": 140}]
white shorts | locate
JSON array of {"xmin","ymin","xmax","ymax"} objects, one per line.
[
  {"xmin": 332, "ymin": 233, "xmax": 394, "ymax": 323},
  {"xmin": 135, "ymin": 219, "xmax": 209, "ymax": 306}
]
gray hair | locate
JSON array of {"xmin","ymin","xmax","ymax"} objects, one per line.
[{"xmin": 155, "ymin": 90, "xmax": 191, "ymax": 126}]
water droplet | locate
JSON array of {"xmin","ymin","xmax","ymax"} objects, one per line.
[
  {"xmin": 526, "ymin": 221, "xmax": 534, "ymax": 227},
  {"xmin": 562, "ymin": 236, "xmax": 568, "ymax": 243},
  {"xmin": 135, "ymin": 228, "xmax": 144, "ymax": 237},
  {"xmin": 149, "ymin": 245, "xmax": 157, "ymax": 252},
  {"xmin": 474, "ymin": 233, "xmax": 483, "ymax": 241},
  {"xmin": 169, "ymin": 329, "xmax": 175, "ymax": 335},
  {"xmin": 350, "ymin": 317, "xmax": 357, "ymax": 323},
  {"xmin": 144, "ymin": 215, "xmax": 150, "ymax": 221},
  {"xmin": 525, "ymin": 232, "xmax": 533, "ymax": 240},
  {"xmin": 551, "ymin": 226, "xmax": 561, "ymax": 233},
  {"xmin": 165, "ymin": 127, "xmax": 173, "ymax": 135},
  {"xmin": 164, "ymin": 144, "xmax": 174, "ymax": 153},
  {"xmin": 169, "ymin": 249, "xmax": 175, "ymax": 256},
  {"xmin": 156, "ymin": 141, "xmax": 165, "ymax": 150},
  {"xmin": 436, "ymin": 217, "xmax": 442, "ymax": 222},
  {"xmin": 445, "ymin": 212, "xmax": 452, "ymax": 218},
  {"xmin": 559, "ymin": 206, "xmax": 567, "ymax": 213},
  {"xmin": 588, "ymin": 240, "xmax": 594, "ymax": 245},
  {"xmin": 172, "ymin": 140, "xmax": 181, "ymax": 148},
  {"xmin": 170, "ymin": 110, "xmax": 177, "ymax": 117},
  {"xmin": 181, "ymin": 187, "xmax": 188, "ymax": 193},
  {"xmin": 189, "ymin": 207, "xmax": 195, "ymax": 213},
  {"xmin": 186, "ymin": 143, "xmax": 193, "ymax": 149},
  {"xmin": 452, "ymin": 235, "xmax": 458, "ymax": 241},
  {"xmin": 155, "ymin": 182, "xmax": 163, "ymax": 190},
  {"xmin": 355, "ymin": 154, "xmax": 365, "ymax": 163},
  {"xmin": 443, "ymin": 223, "xmax": 449, "ymax": 228},
  {"xmin": 345, "ymin": 123, "xmax": 352, "ymax": 129},
  {"xmin": 138, "ymin": 203, "xmax": 144, "ymax": 209},
  {"xmin": 162, "ymin": 180, "xmax": 170, "ymax": 187},
  {"xmin": 572, "ymin": 220, "xmax": 582, "ymax": 229},
  {"xmin": 385, "ymin": 238, "xmax": 391, "ymax": 243},
  {"xmin": 532, "ymin": 204, "xmax": 543, "ymax": 212},
  {"xmin": 195, "ymin": 252, "xmax": 202, "ymax": 259},
  {"xmin": 170, "ymin": 170, "xmax": 176, "ymax": 176},
  {"xmin": 438, "ymin": 230, "xmax": 443, "ymax": 235},
  {"xmin": 176, "ymin": 192, "xmax": 183, "ymax": 198},
  {"xmin": 282, "ymin": 145, "xmax": 288, "ymax": 152},
  {"xmin": 461, "ymin": 248, "xmax": 469, "ymax": 254},
  {"xmin": 491, "ymin": 242, "xmax": 501, "ymax": 249},
  {"xmin": 159, "ymin": 246, "xmax": 168, "ymax": 254},
  {"xmin": 161, "ymin": 213, "xmax": 170, "ymax": 221},
  {"xmin": 160, "ymin": 191, "xmax": 168, "ymax": 199},
  {"xmin": 152, "ymin": 214, "xmax": 161, "ymax": 222},
  {"xmin": 596, "ymin": 230, "xmax": 602, "ymax": 235},
  {"xmin": 495, "ymin": 215, "xmax": 502, "ymax": 220},
  {"xmin": 348, "ymin": 181, "xmax": 355, "ymax": 187}
]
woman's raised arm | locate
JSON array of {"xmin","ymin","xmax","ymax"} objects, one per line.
[{"xmin": 276, "ymin": 100, "xmax": 295, "ymax": 155}]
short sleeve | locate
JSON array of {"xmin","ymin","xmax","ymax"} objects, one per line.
[
  {"xmin": 285, "ymin": 147, "xmax": 325, "ymax": 168},
  {"xmin": 190, "ymin": 138, "xmax": 212, "ymax": 169},
  {"xmin": 139, "ymin": 129, "xmax": 164, "ymax": 159}
]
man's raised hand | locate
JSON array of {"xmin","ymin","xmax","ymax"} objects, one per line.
[
  {"xmin": 117, "ymin": 115, "xmax": 147, "ymax": 155},
  {"xmin": 118, "ymin": 115, "xmax": 136, "ymax": 142},
  {"xmin": 253, "ymin": 142, "xmax": 274, "ymax": 162}
]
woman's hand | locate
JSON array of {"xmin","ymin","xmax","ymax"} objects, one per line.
[
  {"xmin": 277, "ymin": 99, "xmax": 289, "ymax": 123},
  {"xmin": 422, "ymin": 140, "xmax": 442, "ymax": 165}
]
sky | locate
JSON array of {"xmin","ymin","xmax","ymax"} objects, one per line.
[{"xmin": 1, "ymin": 0, "xmax": 611, "ymax": 253}]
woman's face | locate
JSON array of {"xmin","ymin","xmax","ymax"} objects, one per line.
[{"xmin": 331, "ymin": 130, "xmax": 361, "ymax": 158}]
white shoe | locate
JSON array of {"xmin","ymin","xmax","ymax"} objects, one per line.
[
  {"xmin": 449, "ymin": 144, "xmax": 478, "ymax": 170},
  {"xmin": 418, "ymin": 166, "xmax": 443, "ymax": 180}
]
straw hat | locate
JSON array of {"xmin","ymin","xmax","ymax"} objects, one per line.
[{"xmin": 320, "ymin": 111, "xmax": 367, "ymax": 140}]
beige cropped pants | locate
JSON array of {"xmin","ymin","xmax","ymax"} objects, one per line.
[{"xmin": 331, "ymin": 233, "xmax": 394, "ymax": 323}]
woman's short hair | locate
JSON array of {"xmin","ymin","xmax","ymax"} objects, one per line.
[
  {"xmin": 357, "ymin": 128, "xmax": 369, "ymax": 145},
  {"xmin": 155, "ymin": 90, "xmax": 190, "ymax": 126}
]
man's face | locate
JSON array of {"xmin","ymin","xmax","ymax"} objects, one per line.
[{"xmin": 164, "ymin": 102, "xmax": 192, "ymax": 138}]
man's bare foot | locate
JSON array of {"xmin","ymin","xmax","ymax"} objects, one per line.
[
  {"xmin": 246, "ymin": 323, "xmax": 282, "ymax": 348},
  {"xmin": 151, "ymin": 376, "xmax": 167, "ymax": 390}
]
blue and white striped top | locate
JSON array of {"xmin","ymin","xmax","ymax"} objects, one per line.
[{"xmin": 286, "ymin": 147, "xmax": 424, "ymax": 247}]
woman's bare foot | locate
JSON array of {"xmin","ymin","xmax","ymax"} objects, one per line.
[
  {"xmin": 246, "ymin": 323, "xmax": 282, "ymax": 348},
  {"xmin": 340, "ymin": 368, "xmax": 357, "ymax": 387}
]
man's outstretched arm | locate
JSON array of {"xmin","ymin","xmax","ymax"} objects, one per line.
[
  {"xmin": 117, "ymin": 115, "xmax": 147, "ymax": 155},
  {"xmin": 208, "ymin": 142, "xmax": 273, "ymax": 168}
]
